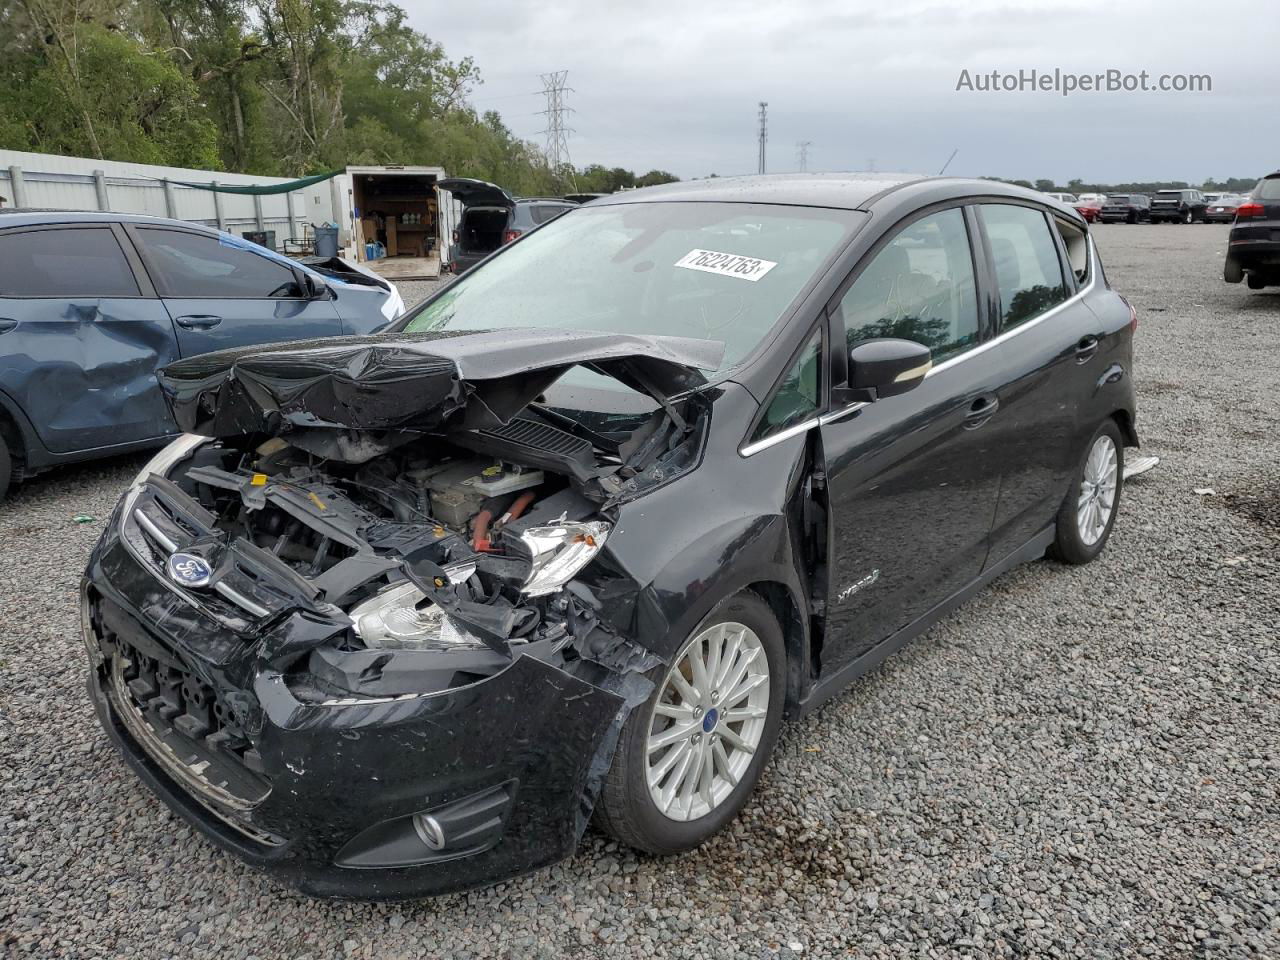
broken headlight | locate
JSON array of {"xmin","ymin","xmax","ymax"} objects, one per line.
[
  {"xmin": 519, "ymin": 521, "xmax": 611, "ymax": 597},
  {"xmin": 349, "ymin": 582, "xmax": 487, "ymax": 650}
]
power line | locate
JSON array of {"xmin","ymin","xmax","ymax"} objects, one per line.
[
  {"xmin": 757, "ymin": 102, "xmax": 768, "ymax": 175},
  {"xmin": 539, "ymin": 71, "xmax": 575, "ymax": 186},
  {"xmin": 796, "ymin": 140, "xmax": 813, "ymax": 172}
]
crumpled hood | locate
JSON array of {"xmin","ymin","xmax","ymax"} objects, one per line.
[{"xmin": 157, "ymin": 328, "xmax": 724, "ymax": 440}]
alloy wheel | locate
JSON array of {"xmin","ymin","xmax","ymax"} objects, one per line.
[
  {"xmin": 645, "ymin": 621, "xmax": 771, "ymax": 822},
  {"xmin": 1077, "ymin": 434, "xmax": 1118, "ymax": 546}
]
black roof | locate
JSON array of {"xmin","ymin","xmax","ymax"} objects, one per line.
[{"xmin": 588, "ymin": 172, "xmax": 1078, "ymax": 215}]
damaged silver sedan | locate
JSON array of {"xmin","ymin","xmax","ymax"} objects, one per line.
[{"xmin": 83, "ymin": 175, "xmax": 1137, "ymax": 897}]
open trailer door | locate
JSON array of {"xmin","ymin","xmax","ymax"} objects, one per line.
[{"xmin": 347, "ymin": 165, "xmax": 448, "ymax": 280}]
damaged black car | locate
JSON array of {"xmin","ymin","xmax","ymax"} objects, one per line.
[{"xmin": 83, "ymin": 174, "xmax": 1138, "ymax": 898}]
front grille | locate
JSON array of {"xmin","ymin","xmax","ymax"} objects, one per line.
[{"xmin": 93, "ymin": 600, "xmax": 284, "ymax": 846}]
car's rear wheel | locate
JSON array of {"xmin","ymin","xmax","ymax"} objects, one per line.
[
  {"xmin": 1050, "ymin": 419, "xmax": 1124, "ymax": 565},
  {"xmin": 1247, "ymin": 273, "xmax": 1268, "ymax": 290},
  {"xmin": 0, "ymin": 441, "xmax": 10, "ymax": 503},
  {"xmin": 595, "ymin": 591, "xmax": 785, "ymax": 854},
  {"xmin": 1183, "ymin": 209, "xmax": 1194, "ymax": 224},
  {"xmin": 1225, "ymin": 258, "xmax": 1244, "ymax": 283}
]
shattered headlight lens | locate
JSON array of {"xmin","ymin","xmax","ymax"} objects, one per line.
[
  {"xmin": 131, "ymin": 434, "xmax": 208, "ymax": 488},
  {"xmin": 349, "ymin": 581, "xmax": 488, "ymax": 651},
  {"xmin": 519, "ymin": 521, "xmax": 611, "ymax": 597}
]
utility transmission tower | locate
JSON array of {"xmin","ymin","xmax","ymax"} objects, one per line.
[
  {"xmin": 757, "ymin": 102, "xmax": 768, "ymax": 174},
  {"xmin": 796, "ymin": 140, "xmax": 813, "ymax": 172},
  {"xmin": 540, "ymin": 71, "xmax": 575, "ymax": 184}
]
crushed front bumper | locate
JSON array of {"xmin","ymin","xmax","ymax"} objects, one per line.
[{"xmin": 83, "ymin": 529, "xmax": 632, "ymax": 899}]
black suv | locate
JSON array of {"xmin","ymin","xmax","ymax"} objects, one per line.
[
  {"xmin": 1150, "ymin": 189, "xmax": 1207, "ymax": 224},
  {"xmin": 1099, "ymin": 194, "xmax": 1151, "ymax": 223},
  {"xmin": 1224, "ymin": 172, "xmax": 1280, "ymax": 290},
  {"xmin": 441, "ymin": 178, "xmax": 578, "ymax": 274}
]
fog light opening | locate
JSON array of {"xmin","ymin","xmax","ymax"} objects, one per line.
[{"xmin": 413, "ymin": 812, "xmax": 447, "ymax": 850}]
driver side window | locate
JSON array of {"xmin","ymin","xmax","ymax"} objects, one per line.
[
  {"xmin": 134, "ymin": 228, "xmax": 303, "ymax": 299},
  {"xmin": 837, "ymin": 208, "xmax": 979, "ymax": 365}
]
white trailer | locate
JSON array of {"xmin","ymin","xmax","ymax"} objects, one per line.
[{"xmin": 330, "ymin": 165, "xmax": 461, "ymax": 281}]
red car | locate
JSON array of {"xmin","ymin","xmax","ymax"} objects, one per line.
[{"xmin": 1074, "ymin": 200, "xmax": 1103, "ymax": 222}]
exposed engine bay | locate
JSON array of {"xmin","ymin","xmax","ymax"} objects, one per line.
[{"xmin": 121, "ymin": 329, "xmax": 721, "ymax": 704}]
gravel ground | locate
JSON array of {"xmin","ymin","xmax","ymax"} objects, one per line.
[{"xmin": 2, "ymin": 224, "xmax": 1277, "ymax": 959}]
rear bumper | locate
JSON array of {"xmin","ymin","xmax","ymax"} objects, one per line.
[
  {"xmin": 83, "ymin": 531, "xmax": 631, "ymax": 899},
  {"xmin": 448, "ymin": 252, "xmax": 486, "ymax": 274},
  {"xmin": 1149, "ymin": 208, "xmax": 1187, "ymax": 221},
  {"xmin": 1099, "ymin": 210, "xmax": 1140, "ymax": 222},
  {"xmin": 1226, "ymin": 236, "xmax": 1280, "ymax": 272}
]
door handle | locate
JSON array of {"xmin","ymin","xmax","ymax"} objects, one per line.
[
  {"xmin": 1075, "ymin": 335, "xmax": 1100, "ymax": 362},
  {"xmin": 175, "ymin": 314, "xmax": 223, "ymax": 330},
  {"xmin": 0, "ymin": 318, "xmax": 16, "ymax": 335},
  {"xmin": 963, "ymin": 393, "xmax": 999, "ymax": 429}
]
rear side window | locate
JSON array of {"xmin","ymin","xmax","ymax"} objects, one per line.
[
  {"xmin": 752, "ymin": 329, "xmax": 821, "ymax": 442},
  {"xmin": 1256, "ymin": 178, "xmax": 1280, "ymax": 200},
  {"xmin": 530, "ymin": 204, "xmax": 570, "ymax": 225},
  {"xmin": 1053, "ymin": 217, "xmax": 1090, "ymax": 285},
  {"xmin": 979, "ymin": 204, "xmax": 1068, "ymax": 330},
  {"xmin": 0, "ymin": 228, "xmax": 139, "ymax": 297},
  {"xmin": 838, "ymin": 208, "xmax": 980, "ymax": 364},
  {"xmin": 134, "ymin": 228, "xmax": 301, "ymax": 298}
]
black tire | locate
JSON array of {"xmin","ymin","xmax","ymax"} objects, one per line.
[
  {"xmin": 0, "ymin": 441, "xmax": 10, "ymax": 503},
  {"xmin": 595, "ymin": 591, "xmax": 786, "ymax": 854},
  {"xmin": 1183, "ymin": 209, "xmax": 1193, "ymax": 224},
  {"xmin": 1247, "ymin": 273, "xmax": 1267, "ymax": 290},
  {"xmin": 1127, "ymin": 211, "xmax": 1137, "ymax": 224},
  {"xmin": 1225, "ymin": 258, "xmax": 1244, "ymax": 284},
  {"xmin": 1049, "ymin": 419, "xmax": 1124, "ymax": 565}
]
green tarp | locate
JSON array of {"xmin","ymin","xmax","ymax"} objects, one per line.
[{"xmin": 170, "ymin": 169, "xmax": 341, "ymax": 195}]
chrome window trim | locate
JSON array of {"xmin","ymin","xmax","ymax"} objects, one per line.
[{"xmin": 738, "ymin": 236, "xmax": 1099, "ymax": 458}]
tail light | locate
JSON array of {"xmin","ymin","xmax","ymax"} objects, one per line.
[
  {"xmin": 1234, "ymin": 202, "xmax": 1265, "ymax": 219},
  {"xmin": 1121, "ymin": 296, "xmax": 1137, "ymax": 333},
  {"xmin": 502, "ymin": 229, "xmax": 523, "ymax": 245}
]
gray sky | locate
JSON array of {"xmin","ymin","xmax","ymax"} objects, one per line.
[{"xmin": 410, "ymin": 0, "xmax": 1278, "ymax": 185}]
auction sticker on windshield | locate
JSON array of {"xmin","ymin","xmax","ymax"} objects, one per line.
[{"xmin": 674, "ymin": 249, "xmax": 778, "ymax": 282}]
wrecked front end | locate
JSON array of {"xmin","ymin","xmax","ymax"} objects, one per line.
[{"xmin": 82, "ymin": 329, "xmax": 719, "ymax": 898}]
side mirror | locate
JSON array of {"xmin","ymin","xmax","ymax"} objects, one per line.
[
  {"xmin": 302, "ymin": 272, "xmax": 330, "ymax": 300},
  {"xmin": 832, "ymin": 338, "xmax": 932, "ymax": 405}
]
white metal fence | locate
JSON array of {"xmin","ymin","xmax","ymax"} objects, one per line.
[{"xmin": 0, "ymin": 149, "xmax": 340, "ymax": 246}]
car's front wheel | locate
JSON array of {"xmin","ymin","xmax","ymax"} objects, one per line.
[
  {"xmin": 595, "ymin": 591, "xmax": 786, "ymax": 854},
  {"xmin": 1050, "ymin": 419, "xmax": 1124, "ymax": 565}
]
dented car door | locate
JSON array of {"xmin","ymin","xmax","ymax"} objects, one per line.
[{"xmin": 0, "ymin": 224, "xmax": 179, "ymax": 452}]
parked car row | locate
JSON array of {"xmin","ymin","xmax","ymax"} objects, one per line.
[{"xmin": 1046, "ymin": 189, "xmax": 1259, "ymax": 226}]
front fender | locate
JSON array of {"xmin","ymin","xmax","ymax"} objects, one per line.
[{"xmin": 570, "ymin": 383, "xmax": 814, "ymax": 696}]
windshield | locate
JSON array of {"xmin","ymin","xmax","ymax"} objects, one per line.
[{"xmin": 398, "ymin": 202, "xmax": 862, "ymax": 374}]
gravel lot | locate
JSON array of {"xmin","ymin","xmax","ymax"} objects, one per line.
[{"xmin": 2, "ymin": 225, "xmax": 1277, "ymax": 959}]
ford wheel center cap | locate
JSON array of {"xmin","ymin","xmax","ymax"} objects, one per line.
[{"xmin": 167, "ymin": 552, "xmax": 213, "ymax": 588}]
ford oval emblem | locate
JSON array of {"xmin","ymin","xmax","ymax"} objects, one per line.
[{"xmin": 166, "ymin": 552, "xmax": 213, "ymax": 588}]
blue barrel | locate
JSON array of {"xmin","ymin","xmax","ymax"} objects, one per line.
[{"xmin": 314, "ymin": 224, "xmax": 339, "ymax": 258}]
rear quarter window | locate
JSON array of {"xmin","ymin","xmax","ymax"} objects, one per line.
[
  {"xmin": 0, "ymin": 227, "xmax": 140, "ymax": 298},
  {"xmin": 1256, "ymin": 179, "xmax": 1280, "ymax": 200}
]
